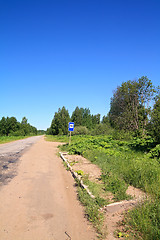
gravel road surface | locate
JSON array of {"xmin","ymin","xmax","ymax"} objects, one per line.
[
  {"xmin": 0, "ymin": 136, "xmax": 42, "ymax": 155},
  {"xmin": 0, "ymin": 136, "xmax": 42, "ymax": 186},
  {"xmin": 0, "ymin": 137, "xmax": 96, "ymax": 240}
]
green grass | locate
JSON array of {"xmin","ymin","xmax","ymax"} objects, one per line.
[
  {"xmin": 47, "ymin": 134, "xmax": 160, "ymax": 239},
  {"xmin": 45, "ymin": 134, "xmax": 69, "ymax": 143},
  {"xmin": 82, "ymin": 174, "xmax": 109, "ymax": 206},
  {"xmin": 0, "ymin": 136, "xmax": 29, "ymax": 144},
  {"xmin": 77, "ymin": 186, "xmax": 106, "ymax": 238},
  {"xmin": 123, "ymin": 198, "xmax": 160, "ymax": 240}
]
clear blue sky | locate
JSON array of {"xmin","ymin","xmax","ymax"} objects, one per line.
[{"xmin": 0, "ymin": 0, "xmax": 160, "ymax": 130}]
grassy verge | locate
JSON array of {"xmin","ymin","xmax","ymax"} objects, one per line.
[
  {"xmin": 45, "ymin": 134, "xmax": 69, "ymax": 143},
  {"xmin": 0, "ymin": 136, "xmax": 29, "ymax": 144},
  {"xmin": 77, "ymin": 186, "xmax": 106, "ymax": 238},
  {"xmin": 125, "ymin": 198, "xmax": 160, "ymax": 240},
  {"xmin": 47, "ymin": 134, "xmax": 160, "ymax": 239}
]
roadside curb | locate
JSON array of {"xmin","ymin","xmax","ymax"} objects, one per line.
[
  {"xmin": 59, "ymin": 152, "xmax": 95, "ymax": 199},
  {"xmin": 59, "ymin": 152, "xmax": 145, "ymax": 213}
]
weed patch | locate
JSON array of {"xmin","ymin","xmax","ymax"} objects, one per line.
[
  {"xmin": 77, "ymin": 187, "xmax": 105, "ymax": 236},
  {"xmin": 125, "ymin": 198, "xmax": 160, "ymax": 240},
  {"xmin": 0, "ymin": 136, "xmax": 29, "ymax": 144},
  {"xmin": 50, "ymin": 134, "xmax": 160, "ymax": 238}
]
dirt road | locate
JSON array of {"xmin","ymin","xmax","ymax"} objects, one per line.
[
  {"xmin": 0, "ymin": 137, "xmax": 96, "ymax": 240},
  {"xmin": 0, "ymin": 136, "xmax": 42, "ymax": 186}
]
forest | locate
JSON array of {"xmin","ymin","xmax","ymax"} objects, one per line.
[{"xmin": 0, "ymin": 116, "xmax": 37, "ymax": 136}]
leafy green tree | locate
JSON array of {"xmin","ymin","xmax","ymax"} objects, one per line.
[
  {"xmin": 102, "ymin": 115, "xmax": 109, "ymax": 124},
  {"xmin": 82, "ymin": 108, "xmax": 92, "ymax": 129},
  {"xmin": 71, "ymin": 107, "xmax": 100, "ymax": 129},
  {"xmin": 20, "ymin": 117, "xmax": 37, "ymax": 135},
  {"xmin": 21, "ymin": 117, "xmax": 28, "ymax": 125},
  {"xmin": 92, "ymin": 114, "xmax": 100, "ymax": 127},
  {"xmin": 0, "ymin": 117, "xmax": 7, "ymax": 135},
  {"xmin": 109, "ymin": 80, "xmax": 139, "ymax": 130},
  {"xmin": 150, "ymin": 96, "xmax": 160, "ymax": 143},
  {"xmin": 6, "ymin": 117, "xmax": 19, "ymax": 136},
  {"xmin": 21, "ymin": 117, "xmax": 30, "ymax": 135},
  {"xmin": 109, "ymin": 76, "xmax": 156, "ymax": 133},
  {"xmin": 50, "ymin": 106, "xmax": 70, "ymax": 135},
  {"xmin": 0, "ymin": 116, "xmax": 37, "ymax": 136},
  {"xmin": 71, "ymin": 107, "xmax": 83, "ymax": 126}
]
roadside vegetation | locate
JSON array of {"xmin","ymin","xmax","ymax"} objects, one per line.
[
  {"xmin": 47, "ymin": 133, "xmax": 160, "ymax": 239},
  {"xmin": 46, "ymin": 76, "xmax": 160, "ymax": 239},
  {"xmin": 0, "ymin": 116, "xmax": 39, "ymax": 144},
  {"xmin": 1, "ymin": 76, "xmax": 157, "ymax": 239},
  {"xmin": 0, "ymin": 135, "xmax": 29, "ymax": 144}
]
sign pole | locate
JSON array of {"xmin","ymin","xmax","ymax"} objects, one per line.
[
  {"xmin": 68, "ymin": 122, "xmax": 74, "ymax": 145},
  {"xmin": 69, "ymin": 131, "xmax": 71, "ymax": 145}
]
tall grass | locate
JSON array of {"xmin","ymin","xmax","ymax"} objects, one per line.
[
  {"xmin": 84, "ymin": 149, "xmax": 160, "ymax": 197},
  {"xmin": 48, "ymin": 134, "xmax": 160, "ymax": 239},
  {"xmin": 0, "ymin": 136, "xmax": 28, "ymax": 144}
]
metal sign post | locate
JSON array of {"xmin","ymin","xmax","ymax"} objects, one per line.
[{"xmin": 68, "ymin": 122, "xmax": 74, "ymax": 145}]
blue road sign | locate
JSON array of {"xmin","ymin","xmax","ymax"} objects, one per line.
[{"xmin": 68, "ymin": 122, "xmax": 74, "ymax": 131}]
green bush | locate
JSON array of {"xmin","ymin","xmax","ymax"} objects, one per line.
[
  {"xmin": 111, "ymin": 129, "xmax": 133, "ymax": 141},
  {"xmin": 72, "ymin": 126, "xmax": 89, "ymax": 135},
  {"xmin": 129, "ymin": 136, "xmax": 156, "ymax": 152},
  {"xmin": 148, "ymin": 144, "xmax": 160, "ymax": 160},
  {"xmin": 90, "ymin": 123, "xmax": 113, "ymax": 135},
  {"xmin": 9, "ymin": 129, "xmax": 25, "ymax": 136}
]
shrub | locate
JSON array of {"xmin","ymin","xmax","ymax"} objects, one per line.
[
  {"xmin": 90, "ymin": 123, "xmax": 113, "ymax": 135},
  {"xmin": 129, "ymin": 136, "xmax": 156, "ymax": 152},
  {"xmin": 9, "ymin": 129, "xmax": 25, "ymax": 136},
  {"xmin": 148, "ymin": 144, "xmax": 160, "ymax": 160},
  {"xmin": 72, "ymin": 126, "xmax": 89, "ymax": 135}
]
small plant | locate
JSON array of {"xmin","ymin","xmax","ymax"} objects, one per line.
[
  {"xmin": 75, "ymin": 170, "xmax": 84, "ymax": 176},
  {"xmin": 118, "ymin": 231, "xmax": 123, "ymax": 238},
  {"xmin": 62, "ymin": 161, "xmax": 70, "ymax": 171}
]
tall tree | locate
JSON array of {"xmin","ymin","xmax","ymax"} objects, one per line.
[
  {"xmin": 0, "ymin": 116, "xmax": 37, "ymax": 136},
  {"xmin": 50, "ymin": 106, "xmax": 70, "ymax": 135},
  {"xmin": 109, "ymin": 76, "xmax": 155, "ymax": 133},
  {"xmin": 102, "ymin": 115, "xmax": 109, "ymax": 124},
  {"xmin": 0, "ymin": 117, "xmax": 7, "ymax": 135},
  {"xmin": 71, "ymin": 107, "xmax": 83, "ymax": 126},
  {"xmin": 82, "ymin": 108, "xmax": 92, "ymax": 129},
  {"xmin": 150, "ymin": 96, "xmax": 160, "ymax": 143},
  {"xmin": 6, "ymin": 117, "xmax": 19, "ymax": 136},
  {"xmin": 92, "ymin": 114, "xmax": 100, "ymax": 127}
]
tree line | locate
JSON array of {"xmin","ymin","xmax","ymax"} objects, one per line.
[
  {"xmin": 47, "ymin": 107, "xmax": 104, "ymax": 135},
  {"xmin": 47, "ymin": 76, "xmax": 160, "ymax": 144},
  {"xmin": 0, "ymin": 116, "xmax": 37, "ymax": 136}
]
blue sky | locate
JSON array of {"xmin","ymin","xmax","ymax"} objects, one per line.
[{"xmin": 0, "ymin": 0, "xmax": 160, "ymax": 130}]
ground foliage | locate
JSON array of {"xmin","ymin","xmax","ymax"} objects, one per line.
[
  {"xmin": 55, "ymin": 134, "xmax": 160, "ymax": 239},
  {"xmin": 0, "ymin": 135, "xmax": 29, "ymax": 144}
]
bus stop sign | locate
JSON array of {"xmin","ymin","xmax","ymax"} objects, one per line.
[{"xmin": 68, "ymin": 122, "xmax": 74, "ymax": 132}]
